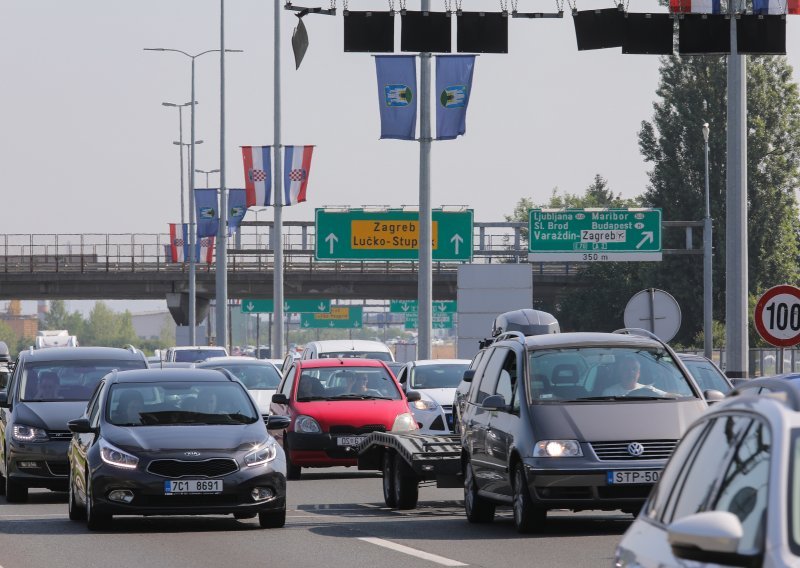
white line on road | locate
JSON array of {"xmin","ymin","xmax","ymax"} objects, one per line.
[{"xmin": 358, "ymin": 537, "xmax": 467, "ymax": 567}]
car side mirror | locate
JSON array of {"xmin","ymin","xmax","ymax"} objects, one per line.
[
  {"xmin": 462, "ymin": 369, "xmax": 476, "ymax": 383},
  {"xmin": 703, "ymin": 389, "xmax": 726, "ymax": 403},
  {"xmin": 481, "ymin": 394, "xmax": 509, "ymax": 411},
  {"xmin": 406, "ymin": 390, "xmax": 421, "ymax": 402},
  {"xmin": 271, "ymin": 393, "xmax": 289, "ymax": 405},
  {"xmin": 667, "ymin": 511, "xmax": 756, "ymax": 566},
  {"xmin": 0, "ymin": 391, "xmax": 9, "ymax": 408},
  {"xmin": 266, "ymin": 414, "xmax": 291, "ymax": 430},
  {"xmin": 67, "ymin": 417, "xmax": 93, "ymax": 434}
]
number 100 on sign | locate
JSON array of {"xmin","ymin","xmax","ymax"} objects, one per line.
[{"xmin": 755, "ymin": 285, "xmax": 800, "ymax": 347}]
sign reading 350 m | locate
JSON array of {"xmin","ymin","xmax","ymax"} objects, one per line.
[
  {"xmin": 528, "ymin": 208, "xmax": 662, "ymax": 262},
  {"xmin": 315, "ymin": 208, "xmax": 473, "ymax": 261}
]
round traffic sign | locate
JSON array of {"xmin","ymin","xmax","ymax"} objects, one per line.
[
  {"xmin": 754, "ymin": 284, "xmax": 800, "ymax": 347},
  {"xmin": 623, "ymin": 289, "xmax": 681, "ymax": 343}
]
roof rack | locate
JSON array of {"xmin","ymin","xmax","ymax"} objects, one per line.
[
  {"xmin": 492, "ymin": 331, "xmax": 527, "ymax": 344},
  {"xmin": 731, "ymin": 377, "xmax": 800, "ymax": 412}
]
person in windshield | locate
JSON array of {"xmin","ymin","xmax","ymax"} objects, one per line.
[
  {"xmin": 348, "ymin": 372, "xmax": 383, "ymax": 397},
  {"xmin": 602, "ymin": 357, "xmax": 667, "ymax": 397},
  {"xmin": 298, "ymin": 375, "xmax": 324, "ymax": 399},
  {"xmin": 34, "ymin": 371, "xmax": 60, "ymax": 400},
  {"xmin": 116, "ymin": 390, "xmax": 145, "ymax": 424}
]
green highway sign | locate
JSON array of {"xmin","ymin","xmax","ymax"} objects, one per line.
[
  {"xmin": 389, "ymin": 300, "xmax": 457, "ymax": 314},
  {"xmin": 315, "ymin": 208, "xmax": 473, "ymax": 261},
  {"xmin": 300, "ymin": 306, "xmax": 363, "ymax": 329},
  {"xmin": 528, "ymin": 209, "xmax": 662, "ymax": 262},
  {"xmin": 404, "ymin": 312, "xmax": 453, "ymax": 330},
  {"xmin": 241, "ymin": 299, "xmax": 331, "ymax": 314}
]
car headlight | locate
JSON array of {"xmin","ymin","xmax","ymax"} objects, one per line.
[
  {"xmin": 245, "ymin": 439, "xmax": 278, "ymax": 467},
  {"xmin": 99, "ymin": 439, "xmax": 139, "ymax": 469},
  {"xmin": 533, "ymin": 440, "xmax": 583, "ymax": 457},
  {"xmin": 294, "ymin": 414, "xmax": 322, "ymax": 434},
  {"xmin": 411, "ymin": 399, "xmax": 439, "ymax": 410},
  {"xmin": 392, "ymin": 412, "xmax": 418, "ymax": 432},
  {"xmin": 12, "ymin": 424, "xmax": 48, "ymax": 442}
]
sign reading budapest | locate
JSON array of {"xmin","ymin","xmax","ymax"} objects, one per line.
[
  {"xmin": 528, "ymin": 209, "xmax": 662, "ymax": 262},
  {"xmin": 315, "ymin": 208, "xmax": 473, "ymax": 261}
]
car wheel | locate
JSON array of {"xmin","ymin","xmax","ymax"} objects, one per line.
[
  {"xmin": 392, "ymin": 453, "xmax": 418, "ymax": 510},
  {"xmin": 4, "ymin": 456, "xmax": 27, "ymax": 503},
  {"xmin": 512, "ymin": 463, "xmax": 546, "ymax": 534},
  {"xmin": 382, "ymin": 450, "xmax": 397, "ymax": 508},
  {"xmin": 464, "ymin": 460, "xmax": 494, "ymax": 523},
  {"xmin": 86, "ymin": 475, "xmax": 112, "ymax": 531},
  {"xmin": 258, "ymin": 508, "xmax": 286, "ymax": 528},
  {"xmin": 285, "ymin": 437, "xmax": 301, "ymax": 480},
  {"xmin": 68, "ymin": 469, "xmax": 86, "ymax": 521}
]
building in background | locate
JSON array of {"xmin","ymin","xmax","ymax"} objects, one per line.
[
  {"xmin": 131, "ymin": 311, "xmax": 174, "ymax": 341},
  {"xmin": 1, "ymin": 300, "xmax": 38, "ymax": 339}
]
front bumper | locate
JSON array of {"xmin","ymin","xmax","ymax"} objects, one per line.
[{"xmin": 6, "ymin": 439, "xmax": 70, "ymax": 490}]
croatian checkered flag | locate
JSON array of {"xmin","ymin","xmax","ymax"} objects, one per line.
[
  {"xmin": 283, "ymin": 145, "xmax": 314, "ymax": 205},
  {"xmin": 241, "ymin": 146, "xmax": 272, "ymax": 207}
]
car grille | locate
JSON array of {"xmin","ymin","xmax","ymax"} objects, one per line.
[
  {"xmin": 46, "ymin": 462, "xmax": 69, "ymax": 476},
  {"xmin": 328, "ymin": 425, "xmax": 386, "ymax": 435},
  {"xmin": 147, "ymin": 459, "xmax": 239, "ymax": 478},
  {"xmin": 47, "ymin": 430, "xmax": 72, "ymax": 441},
  {"xmin": 430, "ymin": 416, "xmax": 446, "ymax": 431},
  {"xmin": 590, "ymin": 440, "xmax": 678, "ymax": 461}
]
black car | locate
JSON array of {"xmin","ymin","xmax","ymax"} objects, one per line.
[
  {"xmin": 0, "ymin": 346, "xmax": 149, "ymax": 502},
  {"xmin": 677, "ymin": 353, "xmax": 733, "ymax": 395},
  {"xmin": 66, "ymin": 368, "xmax": 289, "ymax": 530}
]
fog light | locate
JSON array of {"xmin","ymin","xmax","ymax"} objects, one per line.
[
  {"xmin": 251, "ymin": 487, "xmax": 274, "ymax": 502},
  {"xmin": 422, "ymin": 464, "xmax": 434, "ymax": 472},
  {"xmin": 108, "ymin": 490, "xmax": 134, "ymax": 503},
  {"xmin": 18, "ymin": 461, "xmax": 39, "ymax": 468}
]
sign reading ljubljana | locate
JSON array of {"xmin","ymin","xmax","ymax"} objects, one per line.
[{"xmin": 528, "ymin": 209, "xmax": 662, "ymax": 262}]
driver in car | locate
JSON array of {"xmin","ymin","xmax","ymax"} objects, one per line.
[{"xmin": 602, "ymin": 357, "xmax": 667, "ymax": 397}]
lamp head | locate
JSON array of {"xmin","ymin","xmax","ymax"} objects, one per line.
[{"xmin": 702, "ymin": 122, "xmax": 710, "ymax": 142}]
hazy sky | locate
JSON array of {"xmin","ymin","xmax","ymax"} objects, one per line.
[{"xmin": 4, "ymin": 0, "xmax": 800, "ymax": 315}]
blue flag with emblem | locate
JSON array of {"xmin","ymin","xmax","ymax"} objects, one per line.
[
  {"xmin": 227, "ymin": 188, "xmax": 246, "ymax": 235},
  {"xmin": 375, "ymin": 55, "xmax": 417, "ymax": 140},
  {"xmin": 435, "ymin": 55, "xmax": 476, "ymax": 140},
  {"xmin": 195, "ymin": 188, "xmax": 219, "ymax": 238}
]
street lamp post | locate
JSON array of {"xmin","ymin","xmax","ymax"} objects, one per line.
[
  {"xmin": 163, "ymin": 102, "xmax": 193, "ymax": 226},
  {"xmin": 703, "ymin": 122, "xmax": 713, "ymax": 360},
  {"xmin": 174, "ymin": 141, "xmax": 203, "ymax": 218},
  {"xmin": 195, "ymin": 168, "xmax": 220, "ymax": 189}
]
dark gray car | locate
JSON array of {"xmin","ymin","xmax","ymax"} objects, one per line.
[
  {"xmin": 0, "ymin": 346, "xmax": 148, "ymax": 502},
  {"xmin": 461, "ymin": 329, "xmax": 719, "ymax": 533}
]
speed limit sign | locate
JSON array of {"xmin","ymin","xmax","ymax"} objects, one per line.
[{"xmin": 754, "ymin": 285, "xmax": 800, "ymax": 347}]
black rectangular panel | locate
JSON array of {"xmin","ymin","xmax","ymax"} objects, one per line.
[
  {"xmin": 572, "ymin": 8, "xmax": 625, "ymax": 51},
  {"xmin": 678, "ymin": 14, "xmax": 730, "ymax": 54},
  {"xmin": 401, "ymin": 11, "xmax": 452, "ymax": 53},
  {"xmin": 343, "ymin": 11, "xmax": 395, "ymax": 53},
  {"xmin": 623, "ymin": 13, "xmax": 673, "ymax": 55},
  {"xmin": 737, "ymin": 14, "xmax": 786, "ymax": 55},
  {"xmin": 456, "ymin": 12, "xmax": 509, "ymax": 54}
]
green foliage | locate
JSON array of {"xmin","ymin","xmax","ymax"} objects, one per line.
[
  {"xmin": 79, "ymin": 302, "xmax": 139, "ymax": 348},
  {"xmin": 43, "ymin": 299, "xmax": 85, "ymax": 340}
]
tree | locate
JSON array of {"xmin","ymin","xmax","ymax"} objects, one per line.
[
  {"xmin": 42, "ymin": 300, "xmax": 85, "ymax": 340},
  {"xmin": 81, "ymin": 302, "xmax": 138, "ymax": 347}
]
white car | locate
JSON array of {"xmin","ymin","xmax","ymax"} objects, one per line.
[
  {"xmin": 395, "ymin": 359, "xmax": 471, "ymax": 433},
  {"xmin": 615, "ymin": 375, "xmax": 800, "ymax": 567},
  {"xmin": 193, "ymin": 356, "xmax": 282, "ymax": 417}
]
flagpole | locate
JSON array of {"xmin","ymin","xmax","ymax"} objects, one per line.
[
  {"xmin": 273, "ymin": 0, "xmax": 285, "ymax": 360},
  {"xmin": 418, "ymin": 0, "xmax": 432, "ymax": 361}
]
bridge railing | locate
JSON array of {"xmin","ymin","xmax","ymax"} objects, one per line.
[{"xmin": 0, "ymin": 220, "xmax": 701, "ymax": 274}]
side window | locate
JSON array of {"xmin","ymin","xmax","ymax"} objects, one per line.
[
  {"xmin": 87, "ymin": 381, "xmax": 105, "ymax": 426},
  {"xmin": 474, "ymin": 348, "xmax": 509, "ymax": 405},
  {"xmin": 280, "ymin": 367, "xmax": 297, "ymax": 397},
  {"xmin": 7, "ymin": 357, "xmax": 22, "ymax": 400},
  {"xmin": 495, "ymin": 370, "xmax": 513, "ymax": 403},
  {"xmin": 396, "ymin": 367, "xmax": 407, "ymax": 385}
]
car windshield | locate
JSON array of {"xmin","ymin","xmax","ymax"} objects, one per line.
[
  {"xmin": 20, "ymin": 360, "xmax": 146, "ymax": 402},
  {"xmin": 107, "ymin": 382, "xmax": 259, "ymax": 426},
  {"xmin": 211, "ymin": 364, "xmax": 281, "ymax": 390},
  {"xmin": 173, "ymin": 349, "xmax": 227, "ymax": 362},
  {"xmin": 410, "ymin": 364, "xmax": 469, "ymax": 389},
  {"xmin": 317, "ymin": 351, "xmax": 393, "ymax": 361},
  {"xmin": 295, "ymin": 366, "xmax": 401, "ymax": 401},
  {"xmin": 528, "ymin": 346, "xmax": 698, "ymax": 402},
  {"xmin": 680, "ymin": 357, "xmax": 732, "ymax": 393}
]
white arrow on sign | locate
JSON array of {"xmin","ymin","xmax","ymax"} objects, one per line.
[
  {"xmin": 303, "ymin": 321, "xmax": 310, "ymax": 328},
  {"xmin": 402, "ymin": 304, "xmax": 410, "ymax": 312},
  {"xmin": 329, "ymin": 321, "xmax": 335, "ymax": 327},
  {"xmin": 317, "ymin": 302, "xmax": 327, "ymax": 312},
  {"xmin": 245, "ymin": 302, "xmax": 255, "ymax": 312},
  {"xmin": 355, "ymin": 321, "xmax": 361, "ymax": 328},
  {"xmin": 283, "ymin": 302, "xmax": 290, "ymax": 312},
  {"xmin": 325, "ymin": 233, "xmax": 338, "ymax": 254},
  {"xmin": 636, "ymin": 231, "xmax": 654, "ymax": 249},
  {"xmin": 450, "ymin": 234, "xmax": 463, "ymax": 255},
  {"xmin": 436, "ymin": 303, "xmax": 446, "ymax": 312}
]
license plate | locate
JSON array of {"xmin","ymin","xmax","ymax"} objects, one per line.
[
  {"xmin": 337, "ymin": 436, "xmax": 366, "ymax": 447},
  {"xmin": 164, "ymin": 479, "xmax": 222, "ymax": 494},
  {"xmin": 607, "ymin": 470, "xmax": 661, "ymax": 485}
]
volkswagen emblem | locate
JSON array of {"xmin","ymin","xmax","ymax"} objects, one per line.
[
  {"xmin": 184, "ymin": 451, "xmax": 201, "ymax": 457},
  {"xmin": 627, "ymin": 442, "xmax": 645, "ymax": 457}
]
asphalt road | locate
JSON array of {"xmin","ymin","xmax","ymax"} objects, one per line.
[{"xmin": 0, "ymin": 468, "xmax": 631, "ymax": 568}]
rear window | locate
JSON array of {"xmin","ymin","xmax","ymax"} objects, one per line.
[
  {"xmin": 528, "ymin": 346, "xmax": 698, "ymax": 402},
  {"xmin": 173, "ymin": 349, "xmax": 228, "ymax": 362},
  {"xmin": 411, "ymin": 364, "xmax": 469, "ymax": 389},
  {"xmin": 317, "ymin": 351, "xmax": 393, "ymax": 362},
  {"xmin": 296, "ymin": 366, "xmax": 401, "ymax": 400},
  {"xmin": 20, "ymin": 360, "xmax": 147, "ymax": 402},
  {"xmin": 212, "ymin": 364, "xmax": 281, "ymax": 390}
]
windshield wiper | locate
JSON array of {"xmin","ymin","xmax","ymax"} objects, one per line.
[
  {"xmin": 334, "ymin": 394, "xmax": 391, "ymax": 400},
  {"xmin": 571, "ymin": 395, "xmax": 675, "ymax": 401},
  {"xmin": 296, "ymin": 396, "xmax": 331, "ymax": 402}
]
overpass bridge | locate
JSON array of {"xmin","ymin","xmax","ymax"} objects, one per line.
[{"xmin": 0, "ymin": 220, "xmax": 702, "ymax": 314}]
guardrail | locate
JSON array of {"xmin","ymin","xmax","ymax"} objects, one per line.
[{"xmin": 0, "ymin": 220, "xmax": 703, "ymax": 274}]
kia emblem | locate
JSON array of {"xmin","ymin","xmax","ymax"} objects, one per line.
[{"xmin": 184, "ymin": 451, "xmax": 201, "ymax": 457}]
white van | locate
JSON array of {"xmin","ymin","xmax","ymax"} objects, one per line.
[{"xmin": 300, "ymin": 339, "xmax": 394, "ymax": 362}]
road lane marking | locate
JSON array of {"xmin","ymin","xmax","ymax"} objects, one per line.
[{"xmin": 358, "ymin": 537, "xmax": 467, "ymax": 567}]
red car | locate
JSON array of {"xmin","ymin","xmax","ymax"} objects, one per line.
[{"xmin": 269, "ymin": 358, "xmax": 419, "ymax": 479}]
